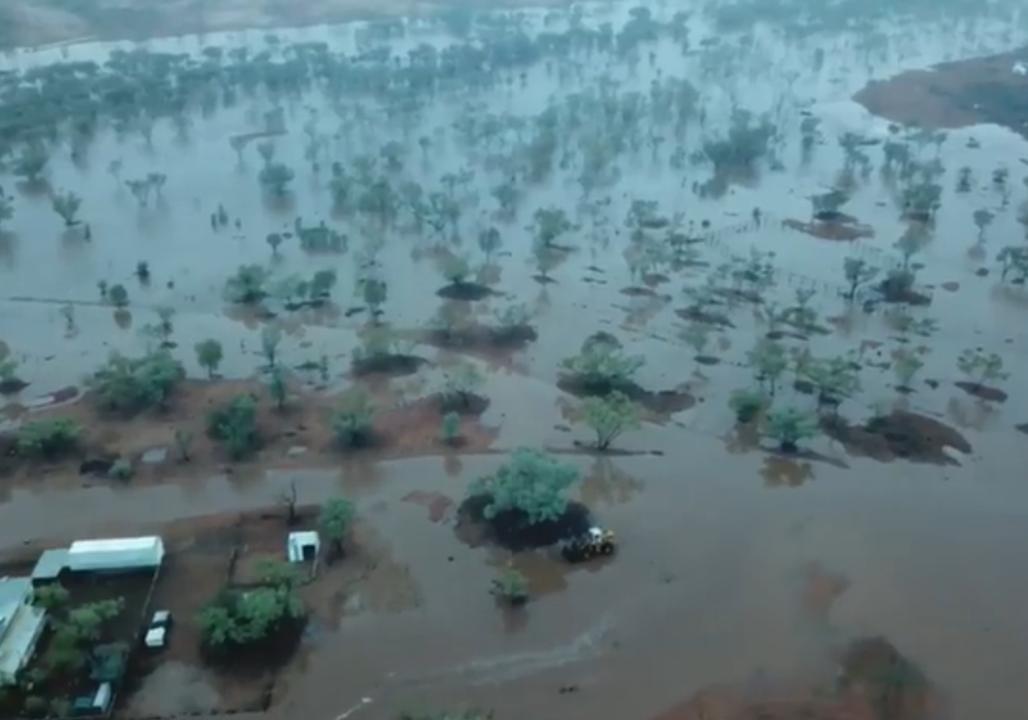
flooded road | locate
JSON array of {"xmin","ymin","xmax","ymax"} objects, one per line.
[{"xmin": 2, "ymin": 0, "xmax": 1028, "ymax": 718}]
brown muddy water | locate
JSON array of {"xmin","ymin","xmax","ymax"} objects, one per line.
[{"xmin": 2, "ymin": 0, "xmax": 1028, "ymax": 719}]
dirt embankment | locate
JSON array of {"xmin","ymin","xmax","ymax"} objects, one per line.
[
  {"xmin": 855, "ymin": 46, "xmax": 1028, "ymax": 138},
  {"xmin": 0, "ymin": 0, "xmax": 572, "ymax": 49}
]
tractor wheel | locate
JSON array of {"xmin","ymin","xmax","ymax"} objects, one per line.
[{"xmin": 600, "ymin": 542, "xmax": 615, "ymax": 555}]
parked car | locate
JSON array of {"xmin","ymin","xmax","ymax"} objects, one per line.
[{"xmin": 144, "ymin": 609, "xmax": 173, "ymax": 649}]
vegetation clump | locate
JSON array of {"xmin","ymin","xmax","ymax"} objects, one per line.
[
  {"xmin": 470, "ymin": 449, "xmax": 579, "ymax": 525},
  {"xmin": 331, "ymin": 388, "xmax": 375, "ymax": 448},
  {"xmin": 207, "ymin": 394, "xmax": 260, "ymax": 460},
  {"xmin": 88, "ymin": 350, "xmax": 184, "ymax": 414},
  {"xmin": 560, "ymin": 333, "xmax": 644, "ymax": 395},
  {"xmin": 579, "ymin": 391, "xmax": 641, "ymax": 450},
  {"xmin": 198, "ymin": 564, "xmax": 305, "ymax": 654},
  {"xmin": 16, "ymin": 419, "xmax": 81, "ymax": 459}
]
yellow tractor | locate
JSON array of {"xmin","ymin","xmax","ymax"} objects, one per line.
[{"xmin": 561, "ymin": 527, "xmax": 616, "ymax": 563}]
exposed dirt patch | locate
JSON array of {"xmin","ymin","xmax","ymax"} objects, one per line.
[
  {"xmin": 784, "ymin": 216, "xmax": 874, "ymax": 241},
  {"xmin": 954, "ymin": 380, "xmax": 1008, "ymax": 403},
  {"xmin": 0, "ymin": 378, "xmax": 497, "ymax": 493},
  {"xmin": 823, "ymin": 411, "xmax": 972, "ymax": 465},
  {"xmin": 854, "ymin": 46, "xmax": 1028, "ymax": 138},
  {"xmin": 455, "ymin": 494, "xmax": 591, "ymax": 552},
  {"xmin": 557, "ymin": 376, "xmax": 695, "ymax": 418}
]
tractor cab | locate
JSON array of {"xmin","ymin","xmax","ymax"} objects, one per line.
[{"xmin": 561, "ymin": 526, "xmax": 616, "ymax": 563}]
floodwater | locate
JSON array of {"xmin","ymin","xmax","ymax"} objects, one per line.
[{"xmin": 2, "ymin": 0, "xmax": 1028, "ymax": 718}]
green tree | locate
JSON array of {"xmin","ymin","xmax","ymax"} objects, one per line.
[
  {"xmin": 747, "ymin": 340, "xmax": 788, "ymax": 395},
  {"xmin": 892, "ymin": 348, "xmax": 924, "ymax": 390},
  {"xmin": 580, "ymin": 391, "xmax": 641, "ymax": 451},
  {"xmin": 259, "ymin": 162, "xmax": 295, "ymax": 195},
  {"xmin": 441, "ymin": 361, "xmax": 484, "ymax": 409},
  {"xmin": 439, "ymin": 254, "xmax": 471, "ymax": 286},
  {"xmin": 800, "ymin": 355, "xmax": 861, "ymax": 408},
  {"xmin": 729, "ymin": 388, "xmax": 767, "ymax": 423},
  {"xmin": 207, "ymin": 394, "xmax": 260, "ymax": 460},
  {"xmin": 195, "ymin": 339, "xmax": 224, "ymax": 378},
  {"xmin": 88, "ymin": 350, "xmax": 184, "ymax": 414},
  {"xmin": 32, "ymin": 584, "xmax": 70, "ymax": 612},
  {"xmin": 440, "ymin": 411, "xmax": 461, "ymax": 445},
  {"xmin": 15, "ymin": 419, "xmax": 80, "ymax": 459},
  {"xmin": 470, "ymin": 449, "xmax": 579, "ymax": 524},
  {"xmin": 108, "ymin": 284, "xmax": 129, "ymax": 307},
  {"xmin": 532, "ymin": 207, "xmax": 573, "ymax": 247},
  {"xmin": 13, "ymin": 142, "xmax": 49, "ymax": 182},
  {"xmin": 362, "ymin": 276, "xmax": 388, "ymax": 320},
  {"xmin": 309, "ymin": 269, "xmax": 337, "ymax": 302},
  {"xmin": 490, "ymin": 568, "xmax": 529, "ymax": 605},
  {"xmin": 51, "ymin": 190, "xmax": 82, "ymax": 226},
  {"xmin": 261, "ymin": 324, "xmax": 283, "ymax": 369},
  {"xmin": 266, "ymin": 233, "xmax": 283, "ymax": 256},
  {"xmin": 997, "ymin": 246, "xmax": 1028, "ymax": 283},
  {"xmin": 560, "ymin": 333, "xmax": 644, "ymax": 394},
  {"xmin": 766, "ymin": 407, "xmax": 818, "ymax": 453},
  {"xmin": 319, "ymin": 498, "xmax": 355, "ymax": 556},
  {"xmin": 331, "ymin": 388, "xmax": 375, "ymax": 448},
  {"xmin": 842, "ymin": 257, "xmax": 879, "ymax": 301},
  {"xmin": 957, "ymin": 349, "xmax": 1007, "ymax": 390},
  {"xmin": 198, "ymin": 584, "xmax": 304, "ymax": 651},
  {"xmin": 268, "ymin": 367, "xmax": 288, "ymax": 411},
  {"xmin": 224, "ymin": 264, "xmax": 270, "ymax": 304}
]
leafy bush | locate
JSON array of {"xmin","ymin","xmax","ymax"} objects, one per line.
[
  {"xmin": 195, "ymin": 339, "xmax": 224, "ymax": 378},
  {"xmin": 729, "ymin": 389, "xmax": 767, "ymax": 423},
  {"xmin": 440, "ymin": 411, "xmax": 461, "ymax": 445},
  {"xmin": 580, "ymin": 391, "xmax": 640, "ymax": 450},
  {"xmin": 766, "ymin": 407, "xmax": 818, "ymax": 453},
  {"xmin": 207, "ymin": 394, "xmax": 260, "ymax": 460},
  {"xmin": 319, "ymin": 498, "xmax": 355, "ymax": 555},
  {"xmin": 441, "ymin": 361, "xmax": 484, "ymax": 409},
  {"xmin": 560, "ymin": 333, "xmax": 644, "ymax": 393},
  {"xmin": 490, "ymin": 568, "xmax": 529, "ymax": 605},
  {"xmin": 16, "ymin": 419, "xmax": 80, "ymax": 459},
  {"xmin": 470, "ymin": 449, "xmax": 579, "ymax": 525},
  {"xmin": 89, "ymin": 350, "xmax": 184, "ymax": 414},
  {"xmin": 108, "ymin": 284, "xmax": 129, "ymax": 307},
  {"xmin": 331, "ymin": 389, "xmax": 375, "ymax": 448},
  {"xmin": 108, "ymin": 458, "xmax": 134, "ymax": 481},
  {"xmin": 198, "ymin": 583, "xmax": 304, "ymax": 651},
  {"xmin": 957, "ymin": 348, "xmax": 1007, "ymax": 388},
  {"xmin": 224, "ymin": 264, "xmax": 270, "ymax": 304}
]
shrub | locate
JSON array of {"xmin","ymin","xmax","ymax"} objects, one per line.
[
  {"xmin": 560, "ymin": 333, "xmax": 644, "ymax": 393},
  {"xmin": 16, "ymin": 419, "xmax": 80, "ymax": 459},
  {"xmin": 224, "ymin": 264, "xmax": 270, "ymax": 304},
  {"xmin": 440, "ymin": 411, "xmax": 461, "ymax": 445},
  {"xmin": 108, "ymin": 458, "xmax": 133, "ymax": 481},
  {"xmin": 195, "ymin": 339, "xmax": 224, "ymax": 378},
  {"xmin": 729, "ymin": 389, "xmax": 767, "ymax": 423},
  {"xmin": 766, "ymin": 407, "xmax": 818, "ymax": 453},
  {"xmin": 441, "ymin": 361, "xmax": 483, "ymax": 409},
  {"xmin": 89, "ymin": 350, "xmax": 184, "ymax": 414},
  {"xmin": 490, "ymin": 568, "xmax": 529, "ymax": 605},
  {"xmin": 331, "ymin": 389, "xmax": 375, "ymax": 448},
  {"xmin": 580, "ymin": 391, "xmax": 640, "ymax": 450},
  {"xmin": 108, "ymin": 284, "xmax": 129, "ymax": 307},
  {"xmin": 207, "ymin": 394, "xmax": 260, "ymax": 460},
  {"xmin": 198, "ymin": 584, "xmax": 304, "ymax": 651},
  {"xmin": 319, "ymin": 498, "xmax": 355, "ymax": 555},
  {"xmin": 470, "ymin": 449, "xmax": 579, "ymax": 525}
]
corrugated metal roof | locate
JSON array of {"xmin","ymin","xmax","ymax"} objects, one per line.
[
  {"xmin": 69, "ymin": 536, "xmax": 162, "ymax": 554},
  {"xmin": 31, "ymin": 549, "xmax": 69, "ymax": 581}
]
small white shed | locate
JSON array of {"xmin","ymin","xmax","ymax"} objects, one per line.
[
  {"xmin": 287, "ymin": 532, "xmax": 320, "ymax": 563},
  {"xmin": 68, "ymin": 536, "xmax": 165, "ymax": 573}
]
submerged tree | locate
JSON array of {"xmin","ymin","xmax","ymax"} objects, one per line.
[
  {"xmin": 532, "ymin": 207, "xmax": 574, "ymax": 248},
  {"xmin": 766, "ymin": 407, "xmax": 818, "ymax": 454},
  {"xmin": 88, "ymin": 350, "xmax": 184, "ymax": 414},
  {"xmin": 747, "ymin": 339, "xmax": 788, "ymax": 395},
  {"xmin": 259, "ymin": 162, "xmax": 295, "ymax": 196},
  {"xmin": 580, "ymin": 391, "xmax": 641, "ymax": 451},
  {"xmin": 891, "ymin": 348, "xmax": 924, "ymax": 391},
  {"xmin": 224, "ymin": 264, "xmax": 270, "ymax": 304},
  {"xmin": 997, "ymin": 246, "xmax": 1028, "ymax": 284},
  {"xmin": 470, "ymin": 448, "xmax": 579, "ymax": 525},
  {"xmin": 319, "ymin": 497, "xmax": 355, "ymax": 557},
  {"xmin": 13, "ymin": 142, "xmax": 49, "ymax": 182},
  {"xmin": 957, "ymin": 349, "xmax": 1007, "ymax": 391},
  {"xmin": 51, "ymin": 190, "xmax": 82, "ymax": 226},
  {"xmin": 842, "ymin": 257, "xmax": 879, "ymax": 301},
  {"xmin": 561, "ymin": 333, "xmax": 644, "ymax": 394}
]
